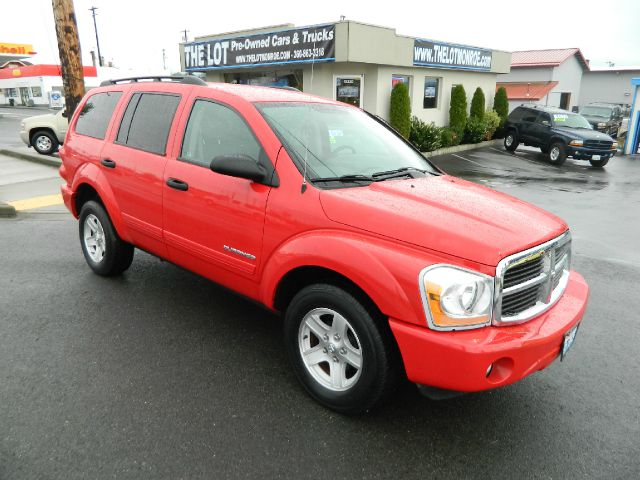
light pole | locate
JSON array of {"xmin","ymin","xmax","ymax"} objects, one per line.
[{"xmin": 89, "ymin": 6, "xmax": 103, "ymax": 67}]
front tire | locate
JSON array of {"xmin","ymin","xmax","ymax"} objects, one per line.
[
  {"xmin": 504, "ymin": 131, "xmax": 519, "ymax": 151},
  {"xmin": 79, "ymin": 200, "xmax": 134, "ymax": 276},
  {"xmin": 284, "ymin": 284, "xmax": 399, "ymax": 414},
  {"xmin": 548, "ymin": 142, "xmax": 567, "ymax": 166},
  {"xmin": 31, "ymin": 130, "xmax": 58, "ymax": 155}
]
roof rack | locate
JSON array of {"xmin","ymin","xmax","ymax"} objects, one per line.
[
  {"xmin": 100, "ymin": 75, "xmax": 207, "ymax": 87},
  {"xmin": 264, "ymin": 85, "xmax": 301, "ymax": 92}
]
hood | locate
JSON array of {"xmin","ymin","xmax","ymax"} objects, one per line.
[
  {"xmin": 581, "ymin": 114, "xmax": 610, "ymax": 124},
  {"xmin": 319, "ymin": 175, "xmax": 567, "ymax": 267},
  {"xmin": 553, "ymin": 126, "xmax": 613, "ymax": 141},
  {"xmin": 24, "ymin": 113, "xmax": 57, "ymax": 124}
]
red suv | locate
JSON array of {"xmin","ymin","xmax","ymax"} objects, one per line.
[{"xmin": 59, "ymin": 76, "xmax": 589, "ymax": 413}]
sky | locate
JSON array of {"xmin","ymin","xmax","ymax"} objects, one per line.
[{"xmin": 4, "ymin": 0, "xmax": 640, "ymax": 72}]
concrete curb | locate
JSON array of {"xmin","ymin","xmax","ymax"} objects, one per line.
[
  {"xmin": 0, "ymin": 201, "xmax": 16, "ymax": 218},
  {"xmin": 423, "ymin": 139, "xmax": 503, "ymax": 158},
  {"xmin": 0, "ymin": 148, "xmax": 61, "ymax": 167}
]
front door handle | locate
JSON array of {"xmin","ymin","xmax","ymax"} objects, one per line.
[
  {"xmin": 101, "ymin": 158, "xmax": 116, "ymax": 168},
  {"xmin": 166, "ymin": 178, "xmax": 189, "ymax": 191}
]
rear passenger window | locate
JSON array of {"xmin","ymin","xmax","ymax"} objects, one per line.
[
  {"xmin": 522, "ymin": 110, "xmax": 539, "ymax": 123},
  {"xmin": 116, "ymin": 93, "xmax": 180, "ymax": 155},
  {"xmin": 75, "ymin": 91, "xmax": 122, "ymax": 139},
  {"xmin": 180, "ymin": 100, "xmax": 263, "ymax": 168},
  {"xmin": 508, "ymin": 108, "xmax": 525, "ymax": 122}
]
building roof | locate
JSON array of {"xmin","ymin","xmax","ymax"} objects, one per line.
[
  {"xmin": 588, "ymin": 65, "xmax": 640, "ymax": 72},
  {"xmin": 496, "ymin": 81, "xmax": 559, "ymax": 101},
  {"xmin": 511, "ymin": 48, "xmax": 589, "ymax": 70}
]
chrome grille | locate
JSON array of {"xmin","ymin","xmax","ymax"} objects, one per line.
[
  {"xmin": 495, "ymin": 232, "xmax": 571, "ymax": 325},
  {"xmin": 584, "ymin": 139, "xmax": 613, "ymax": 149}
]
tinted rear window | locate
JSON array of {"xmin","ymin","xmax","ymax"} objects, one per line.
[
  {"xmin": 508, "ymin": 108, "xmax": 525, "ymax": 122},
  {"xmin": 116, "ymin": 93, "xmax": 180, "ymax": 155},
  {"xmin": 75, "ymin": 91, "xmax": 122, "ymax": 139}
]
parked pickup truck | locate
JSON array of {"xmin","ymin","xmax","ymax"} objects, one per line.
[
  {"xmin": 20, "ymin": 108, "xmax": 67, "ymax": 155},
  {"xmin": 59, "ymin": 76, "xmax": 589, "ymax": 414}
]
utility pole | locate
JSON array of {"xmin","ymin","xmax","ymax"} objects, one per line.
[
  {"xmin": 52, "ymin": 0, "xmax": 85, "ymax": 121},
  {"xmin": 162, "ymin": 48, "xmax": 166, "ymax": 70},
  {"xmin": 181, "ymin": 29, "xmax": 189, "ymax": 42},
  {"xmin": 89, "ymin": 6, "xmax": 103, "ymax": 67}
]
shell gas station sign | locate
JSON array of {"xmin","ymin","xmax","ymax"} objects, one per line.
[{"xmin": 0, "ymin": 43, "xmax": 36, "ymax": 56}]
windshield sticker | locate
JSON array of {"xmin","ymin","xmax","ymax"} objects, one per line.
[
  {"xmin": 553, "ymin": 114, "xmax": 568, "ymax": 122},
  {"xmin": 328, "ymin": 129, "xmax": 344, "ymax": 137}
]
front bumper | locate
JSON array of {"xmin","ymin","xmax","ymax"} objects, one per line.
[
  {"xmin": 389, "ymin": 271, "xmax": 589, "ymax": 392},
  {"xmin": 567, "ymin": 146, "xmax": 616, "ymax": 160},
  {"xmin": 19, "ymin": 130, "xmax": 30, "ymax": 147}
]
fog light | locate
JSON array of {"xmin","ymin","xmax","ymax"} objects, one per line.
[{"xmin": 486, "ymin": 363, "xmax": 494, "ymax": 377}]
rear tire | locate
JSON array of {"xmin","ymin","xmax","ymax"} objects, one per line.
[
  {"xmin": 284, "ymin": 284, "xmax": 399, "ymax": 414},
  {"xmin": 504, "ymin": 131, "xmax": 519, "ymax": 151},
  {"xmin": 31, "ymin": 130, "xmax": 58, "ymax": 155},
  {"xmin": 548, "ymin": 142, "xmax": 567, "ymax": 166},
  {"xmin": 589, "ymin": 158, "xmax": 609, "ymax": 168},
  {"xmin": 79, "ymin": 200, "xmax": 134, "ymax": 276}
]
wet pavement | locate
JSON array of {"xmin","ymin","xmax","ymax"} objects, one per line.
[{"xmin": 1, "ymin": 144, "xmax": 639, "ymax": 479}]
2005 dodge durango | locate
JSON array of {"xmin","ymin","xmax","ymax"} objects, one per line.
[{"xmin": 59, "ymin": 76, "xmax": 589, "ymax": 414}]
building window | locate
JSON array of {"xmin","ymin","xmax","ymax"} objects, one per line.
[
  {"xmin": 31, "ymin": 86, "xmax": 42, "ymax": 97},
  {"xmin": 423, "ymin": 77, "xmax": 439, "ymax": 109},
  {"xmin": 5, "ymin": 88, "xmax": 17, "ymax": 97},
  {"xmin": 392, "ymin": 75, "xmax": 411, "ymax": 91}
]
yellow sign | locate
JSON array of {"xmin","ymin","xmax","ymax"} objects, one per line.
[{"xmin": 0, "ymin": 43, "xmax": 35, "ymax": 55}]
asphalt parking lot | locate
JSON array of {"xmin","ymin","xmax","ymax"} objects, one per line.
[{"xmin": 1, "ymin": 143, "xmax": 639, "ymax": 479}]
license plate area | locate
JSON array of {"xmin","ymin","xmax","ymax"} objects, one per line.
[
  {"xmin": 561, "ymin": 324, "xmax": 579, "ymax": 360},
  {"xmin": 592, "ymin": 155, "xmax": 601, "ymax": 160}
]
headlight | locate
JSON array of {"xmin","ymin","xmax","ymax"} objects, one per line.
[
  {"xmin": 597, "ymin": 122, "xmax": 607, "ymax": 128},
  {"xmin": 612, "ymin": 142, "xmax": 618, "ymax": 149},
  {"xmin": 569, "ymin": 140, "xmax": 583, "ymax": 147},
  {"xmin": 420, "ymin": 265, "xmax": 494, "ymax": 331},
  {"xmin": 20, "ymin": 121, "xmax": 25, "ymax": 129}
]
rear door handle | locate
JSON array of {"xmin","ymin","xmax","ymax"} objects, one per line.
[
  {"xmin": 166, "ymin": 178, "xmax": 189, "ymax": 191},
  {"xmin": 101, "ymin": 158, "xmax": 116, "ymax": 168}
]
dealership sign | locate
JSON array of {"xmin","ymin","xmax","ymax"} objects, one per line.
[
  {"xmin": 184, "ymin": 25, "xmax": 335, "ymax": 71},
  {"xmin": 413, "ymin": 40, "xmax": 492, "ymax": 71}
]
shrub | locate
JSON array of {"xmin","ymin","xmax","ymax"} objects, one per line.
[
  {"xmin": 409, "ymin": 116, "xmax": 442, "ymax": 152},
  {"xmin": 449, "ymin": 84, "xmax": 467, "ymax": 138},
  {"xmin": 464, "ymin": 117, "xmax": 487, "ymax": 144},
  {"xmin": 494, "ymin": 87, "xmax": 509, "ymax": 127},
  {"xmin": 470, "ymin": 87, "xmax": 485, "ymax": 120},
  {"xmin": 389, "ymin": 83, "xmax": 411, "ymax": 138},
  {"xmin": 484, "ymin": 109, "xmax": 501, "ymax": 140},
  {"xmin": 440, "ymin": 127, "xmax": 460, "ymax": 147}
]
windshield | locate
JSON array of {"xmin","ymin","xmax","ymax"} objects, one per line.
[
  {"xmin": 256, "ymin": 102, "xmax": 437, "ymax": 181},
  {"xmin": 580, "ymin": 106, "xmax": 612, "ymax": 118},
  {"xmin": 551, "ymin": 112, "xmax": 593, "ymax": 129}
]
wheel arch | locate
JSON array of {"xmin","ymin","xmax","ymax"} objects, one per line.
[
  {"xmin": 29, "ymin": 127, "xmax": 56, "ymax": 143},
  {"xmin": 70, "ymin": 165, "xmax": 132, "ymax": 242}
]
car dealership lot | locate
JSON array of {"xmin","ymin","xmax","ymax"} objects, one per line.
[{"xmin": 1, "ymin": 146, "xmax": 639, "ymax": 479}]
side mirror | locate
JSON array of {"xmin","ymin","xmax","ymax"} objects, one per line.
[
  {"xmin": 210, "ymin": 154, "xmax": 266, "ymax": 183},
  {"xmin": 541, "ymin": 120, "xmax": 550, "ymax": 127},
  {"xmin": 61, "ymin": 110, "xmax": 68, "ymax": 118}
]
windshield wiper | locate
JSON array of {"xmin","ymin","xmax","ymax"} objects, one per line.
[
  {"xmin": 310, "ymin": 174, "xmax": 374, "ymax": 184},
  {"xmin": 371, "ymin": 166, "xmax": 432, "ymax": 179}
]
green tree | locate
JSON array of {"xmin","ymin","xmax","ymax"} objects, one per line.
[
  {"xmin": 449, "ymin": 84, "xmax": 468, "ymax": 138},
  {"xmin": 389, "ymin": 82, "xmax": 411, "ymax": 138},
  {"xmin": 470, "ymin": 87, "xmax": 485, "ymax": 120},
  {"xmin": 494, "ymin": 87, "xmax": 509, "ymax": 127}
]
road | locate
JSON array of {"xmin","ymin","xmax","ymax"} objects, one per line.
[{"xmin": 0, "ymin": 128, "xmax": 639, "ymax": 479}]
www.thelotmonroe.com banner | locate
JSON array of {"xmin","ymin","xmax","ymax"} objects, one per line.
[
  {"xmin": 413, "ymin": 39, "xmax": 492, "ymax": 71},
  {"xmin": 184, "ymin": 25, "xmax": 335, "ymax": 71}
]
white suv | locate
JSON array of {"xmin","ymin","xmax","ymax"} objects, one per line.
[{"xmin": 19, "ymin": 109, "xmax": 68, "ymax": 155}]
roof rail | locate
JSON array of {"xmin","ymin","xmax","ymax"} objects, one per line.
[
  {"xmin": 265, "ymin": 85, "xmax": 301, "ymax": 92},
  {"xmin": 99, "ymin": 75, "xmax": 207, "ymax": 87}
]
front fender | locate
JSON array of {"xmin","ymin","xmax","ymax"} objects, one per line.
[
  {"xmin": 259, "ymin": 230, "xmax": 448, "ymax": 326},
  {"xmin": 71, "ymin": 163, "xmax": 132, "ymax": 243}
]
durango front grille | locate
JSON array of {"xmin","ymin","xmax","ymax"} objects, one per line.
[
  {"xmin": 584, "ymin": 140, "xmax": 613, "ymax": 149},
  {"xmin": 495, "ymin": 232, "xmax": 571, "ymax": 324}
]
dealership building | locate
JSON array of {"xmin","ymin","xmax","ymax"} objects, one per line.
[{"xmin": 180, "ymin": 21, "xmax": 511, "ymax": 125}]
